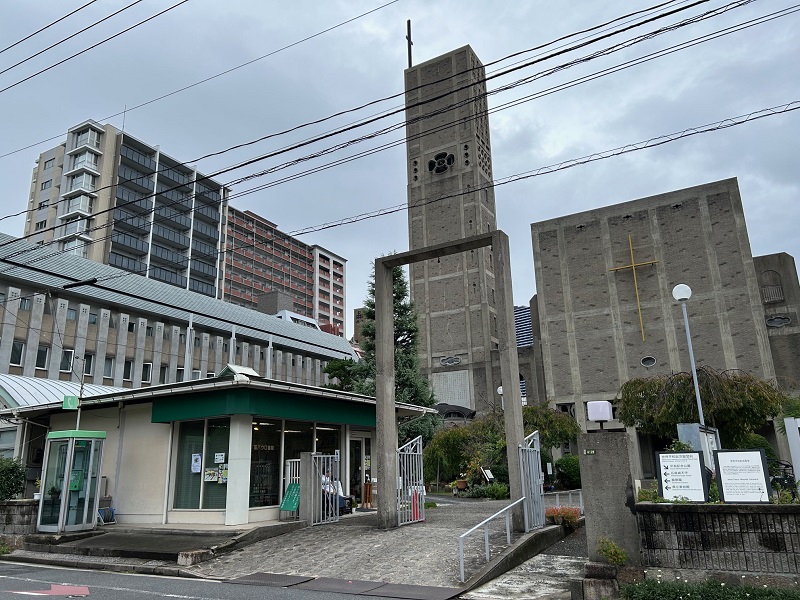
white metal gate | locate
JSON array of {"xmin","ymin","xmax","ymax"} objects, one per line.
[
  {"xmin": 397, "ymin": 436, "xmax": 425, "ymax": 526},
  {"xmin": 519, "ymin": 430, "xmax": 546, "ymax": 531},
  {"xmin": 280, "ymin": 459, "xmax": 301, "ymax": 520},
  {"xmin": 312, "ymin": 454, "xmax": 340, "ymax": 526}
]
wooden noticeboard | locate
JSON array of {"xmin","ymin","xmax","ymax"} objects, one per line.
[{"xmin": 279, "ymin": 483, "xmax": 300, "ymax": 511}]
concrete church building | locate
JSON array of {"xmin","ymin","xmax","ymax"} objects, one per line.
[{"xmin": 531, "ymin": 178, "xmax": 794, "ymax": 475}]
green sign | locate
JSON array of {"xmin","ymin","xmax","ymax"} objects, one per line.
[
  {"xmin": 279, "ymin": 483, "xmax": 300, "ymax": 511},
  {"xmin": 69, "ymin": 469, "xmax": 84, "ymax": 491},
  {"xmin": 63, "ymin": 395, "xmax": 79, "ymax": 410}
]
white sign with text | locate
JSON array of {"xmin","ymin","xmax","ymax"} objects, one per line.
[
  {"xmin": 657, "ymin": 452, "xmax": 706, "ymax": 502},
  {"xmin": 714, "ymin": 450, "xmax": 770, "ymax": 503}
]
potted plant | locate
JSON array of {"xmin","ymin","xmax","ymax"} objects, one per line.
[
  {"xmin": 48, "ymin": 484, "xmax": 60, "ymax": 502},
  {"xmin": 33, "ymin": 478, "xmax": 41, "ymax": 501}
]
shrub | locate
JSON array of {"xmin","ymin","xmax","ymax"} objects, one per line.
[
  {"xmin": 665, "ymin": 439, "xmax": 693, "ymax": 452},
  {"xmin": 0, "ymin": 458, "xmax": 25, "ymax": 501},
  {"xmin": 596, "ymin": 536, "xmax": 627, "ymax": 566},
  {"xmin": 637, "ymin": 488, "xmax": 661, "ymax": 502},
  {"xmin": 484, "ymin": 482, "xmax": 509, "ymax": 500},
  {"xmin": 555, "ymin": 454, "xmax": 581, "ymax": 489},
  {"xmin": 545, "ymin": 505, "xmax": 580, "ymax": 527},
  {"xmin": 0, "ymin": 543, "xmax": 13, "ymax": 555}
]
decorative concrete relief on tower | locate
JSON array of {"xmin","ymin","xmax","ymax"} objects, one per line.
[{"xmin": 428, "ymin": 152, "xmax": 455, "ymax": 174}]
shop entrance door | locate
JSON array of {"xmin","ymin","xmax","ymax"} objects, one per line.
[{"xmin": 348, "ymin": 434, "xmax": 372, "ymax": 505}]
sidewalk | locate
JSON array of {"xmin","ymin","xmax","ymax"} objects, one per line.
[{"xmin": 2, "ymin": 495, "xmax": 587, "ymax": 596}]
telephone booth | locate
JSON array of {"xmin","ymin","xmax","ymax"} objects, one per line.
[{"xmin": 37, "ymin": 430, "xmax": 106, "ymax": 533}]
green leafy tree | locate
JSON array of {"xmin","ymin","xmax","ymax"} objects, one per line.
[
  {"xmin": 322, "ymin": 358, "xmax": 359, "ymax": 392},
  {"xmin": 338, "ymin": 263, "xmax": 440, "ymax": 444},
  {"xmin": 616, "ymin": 366, "xmax": 789, "ymax": 447},
  {"xmin": 0, "ymin": 458, "xmax": 25, "ymax": 501}
]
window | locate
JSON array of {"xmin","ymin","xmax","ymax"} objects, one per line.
[
  {"xmin": 194, "ymin": 337, "xmax": 201, "ymax": 347},
  {"xmin": 103, "ymin": 356, "xmax": 114, "ymax": 378},
  {"xmin": 75, "ymin": 128, "xmax": 101, "ymax": 149},
  {"xmin": 176, "ymin": 367, "xmax": 184, "ymax": 382},
  {"xmin": 68, "ymin": 172, "xmax": 96, "ymax": 192},
  {"xmin": 10, "ymin": 341, "xmax": 24, "ymax": 366},
  {"xmin": 60, "ymin": 349, "xmax": 74, "ymax": 372},
  {"xmin": 179, "ymin": 333, "xmax": 186, "ymax": 344},
  {"xmin": 142, "ymin": 362, "xmax": 152, "ymax": 383},
  {"xmin": 159, "ymin": 364, "xmax": 168, "ymax": 384},
  {"xmin": 43, "ymin": 158, "xmax": 54, "ymax": 170},
  {"xmin": 38, "ymin": 201, "xmax": 48, "ymax": 210},
  {"xmin": 35, "ymin": 346, "xmax": 48, "ymax": 369},
  {"xmin": 146, "ymin": 326, "xmax": 153, "ymax": 337},
  {"xmin": 34, "ymin": 220, "xmax": 47, "ymax": 231},
  {"xmin": 63, "ymin": 238, "xmax": 87, "ymax": 258},
  {"xmin": 191, "ymin": 369, "xmax": 201, "ymax": 380},
  {"xmin": 128, "ymin": 322, "xmax": 136, "ymax": 333},
  {"xmin": 206, "ymin": 372, "xmax": 215, "ymax": 378},
  {"xmin": 88, "ymin": 313, "xmax": 98, "ymax": 325},
  {"xmin": 66, "ymin": 308, "xmax": 76, "ymax": 321},
  {"xmin": 123, "ymin": 360, "xmax": 133, "ymax": 381},
  {"xmin": 83, "ymin": 354, "xmax": 94, "ymax": 376},
  {"xmin": 41, "ymin": 180, "xmax": 51, "ymax": 191},
  {"xmin": 72, "ymin": 151, "xmax": 97, "ymax": 171}
]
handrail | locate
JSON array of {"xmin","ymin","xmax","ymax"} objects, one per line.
[{"xmin": 458, "ymin": 497, "xmax": 525, "ymax": 583}]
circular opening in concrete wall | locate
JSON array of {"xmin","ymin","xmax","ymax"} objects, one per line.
[{"xmin": 641, "ymin": 356, "xmax": 656, "ymax": 368}]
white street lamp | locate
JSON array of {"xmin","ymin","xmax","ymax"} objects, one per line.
[{"xmin": 672, "ymin": 284, "xmax": 705, "ymax": 426}]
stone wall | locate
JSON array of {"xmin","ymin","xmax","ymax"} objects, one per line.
[
  {"xmin": 637, "ymin": 503, "xmax": 800, "ymax": 574},
  {"xmin": 0, "ymin": 499, "xmax": 38, "ymax": 548}
]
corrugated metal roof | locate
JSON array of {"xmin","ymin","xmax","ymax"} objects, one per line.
[
  {"xmin": 0, "ymin": 233, "xmax": 355, "ymax": 360},
  {"xmin": 0, "ymin": 373, "xmax": 125, "ymax": 409}
]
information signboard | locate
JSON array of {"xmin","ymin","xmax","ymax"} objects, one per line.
[
  {"xmin": 656, "ymin": 452, "xmax": 707, "ymax": 502},
  {"xmin": 279, "ymin": 483, "xmax": 300, "ymax": 511},
  {"xmin": 714, "ymin": 449, "xmax": 771, "ymax": 503}
]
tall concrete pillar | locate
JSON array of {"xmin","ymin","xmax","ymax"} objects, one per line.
[
  {"xmin": 214, "ymin": 335, "xmax": 224, "ymax": 375},
  {"xmin": 47, "ymin": 297, "xmax": 69, "ymax": 380},
  {"xmin": 113, "ymin": 313, "xmax": 130, "ymax": 386},
  {"xmin": 492, "ymin": 231, "xmax": 526, "ymax": 531},
  {"xmin": 375, "ymin": 259, "xmax": 398, "ymax": 529},
  {"xmin": 200, "ymin": 332, "xmax": 210, "ymax": 376},
  {"xmin": 132, "ymin": 317, "xmax": 147, "ymax": 387},
  {"xmin": 304, "ymin": 356, "xmax": 312, "ymax": 386},
  {"xmin": 0, "ymin": 287, "xmax": 21, "ymax": 370},
  {"xmin": 314, "ymin": 358, "xmax": 322, "ymax": 386},
  {"xmin": 241, "ymin": 342, "xmax": 250, "ymax": 366},
  {"xmin": 152, "ymin": 322, "xmax": 165, "ymax": 384},
  {"xmin": 93, "ymin": 309, "xmax": 111, "ymax": 384},
  {"xmin": 72, "ymin": 304, "xmax": 91, "ymax": 382},
  {"xmin": 168, "ymin": 325, "xmax": 181, "ymax": 382},
  {"xmin": 275, "ymin": 350, "xmax": 284, "ymax": 381},
  {"xmin": 252, "ymin": 344, "xmax": 261, "ymax": 375}
]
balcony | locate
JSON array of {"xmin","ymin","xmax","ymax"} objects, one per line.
[
  {"xmin": 150, "ymin": 266, "xmax": 187, "ymax": 288},
  {"xmin": 154, "ymin": 206, "xmax": 191, "ymax": 230},
  {"xmin": 190, "ymin": 259, "xmax": 217, "ymax": 280},
  {"xmin": 62, "ymin": 218, "xmax": 90, "ymax": 238},
  {"xmin": 120, "ymin": 144, "xmax": 156, "ymax": 173},
  {"xmin": 116, "ymin": 186, "xmax": 153, "ymax": 213},
  {"xmin": 194, "ymin": 203, "xmax": 220, "ymax": 224},
  {"xmin": 191, "ymin": 238, "xmax": 218, "ymax": 259},
  {"xmin": 111, "ymin": 230, "xmax": 149, "ymax": 256},
  {"xmin": 108, "ymin": 252, "xmax": 145, "ymax": 273},
  {"xmin": 70, "ymin": 128, "xmax": 102, "ymax": 154},
  {"xmin": 118, "ymin": 164, "xmax": 154, "ymax": 194},
  {"xmin": 192, "ymin": 220, "xmax": 219, "ymax": 242},
  {"xmin": 195, "ymin": 184, "xmax": 221, "ymax": 205},
  {"xmin": 156, "ymin": 183, "xmax": 192, "ymax": 210},
  {"xmin": 157, "ymin": 164, "xmax": 192, "ymax": 188},
  {"xmin": 189, "ymin": 278, "xmax": 215, "ymax": 297},
  {"xmin": 64, "ymin": 152, "xmax": 100, "ymax": 177},
  {"xmin": 65, "ymin": 173, "xmax": 97, "ymax": 197},
  {"xmin": 152, "ymin": 223, "xmax": 190, "ymax": 250},
  {"xmin": 61, "ymin": 195, "xmax": 93, "ymax": 219},
  {"xmin": 113, "ymin": 208, "xmax": 151, "ymax": 235},
  {"xmin": 150, "ymin": 243, "xmax": 188, "ymax": 268}
]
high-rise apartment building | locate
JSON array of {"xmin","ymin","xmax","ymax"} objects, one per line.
[
  {"xmin": 25, "ymin": 120, "xmax": 228, "ymax": 298},
  {"xmin": 222, "ymin": 207, "xmax": 346, "ymax": 333},
  {"xmin": 24, "ymin": 121, "xmax": 347, "ymax": 333}
]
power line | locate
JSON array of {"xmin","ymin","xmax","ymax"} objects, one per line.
[
  {"xmin": 0, "ymin": 0, "xmax": 400, "ymax": 160},
  {"xmin": 0, "ymin": 0, "xmax": 145, "ymax": 78},
  {"xmin": 0, "ymin": 0, "xmax": 192, "ymax": 95},
  {"xmin": 0, "ymin": 0, "xmax": 100, "ymax": 56},
  {"xmin": 0, "ymin": 0, "xmax": 784, "ymax": 271},
  {"xmin": 0, "ymin": 0, "xmax": 702, "ymax": 161},
  {"xmin": 289, "ymin": 101, "xmax": 800, "ymax": 236}
]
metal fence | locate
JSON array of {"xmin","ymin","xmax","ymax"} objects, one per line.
[
  {"xmin": 519, "ymin": 430, "xmax": 546, "ymax": 531},
  {"xmin": 312, "ymin": 453, "xmax": 340, "ymax": 526},
  {"xmin": 458, "ymin": 497, "xmax": 525, "ymax": 583},
  {"xmin": 397, "ymin": 436, "xmax": 425, "ymax": 526}
]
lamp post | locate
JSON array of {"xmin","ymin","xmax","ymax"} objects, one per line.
[{"xmin": 672, "ymin": 284, "xmax": 705, "ymax": 426}]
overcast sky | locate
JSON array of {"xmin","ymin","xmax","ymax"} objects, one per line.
[{"xmin": 0, "ymin": 0, "xmax": 797, "ymax": 339}]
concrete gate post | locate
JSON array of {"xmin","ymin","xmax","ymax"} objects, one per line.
[
  {"xmin": 375, "ymin": 259, "xmax": 399, "ymax": 529},
  {"xmin": 299, "ymin": 452, "xmax": 315, "ymax": 525}
]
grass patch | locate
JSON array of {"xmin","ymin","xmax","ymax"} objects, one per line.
[{"xmin": 424, "ymin": 501, "xmax": 437, "ymax": 509}]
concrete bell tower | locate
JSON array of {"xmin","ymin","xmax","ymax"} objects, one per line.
[{"xmin": 404, "ymin": 45, "xmax": 499, "ymax": 411}]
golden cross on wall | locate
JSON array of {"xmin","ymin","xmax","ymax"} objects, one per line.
[{"xmin": 609, "ymin": 234, "xmax": 658, "ymax": 341}]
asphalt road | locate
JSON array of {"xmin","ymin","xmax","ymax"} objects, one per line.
[{"xmin": 0, "ymin": 561, "xmax": 425, "ymax": 600}]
